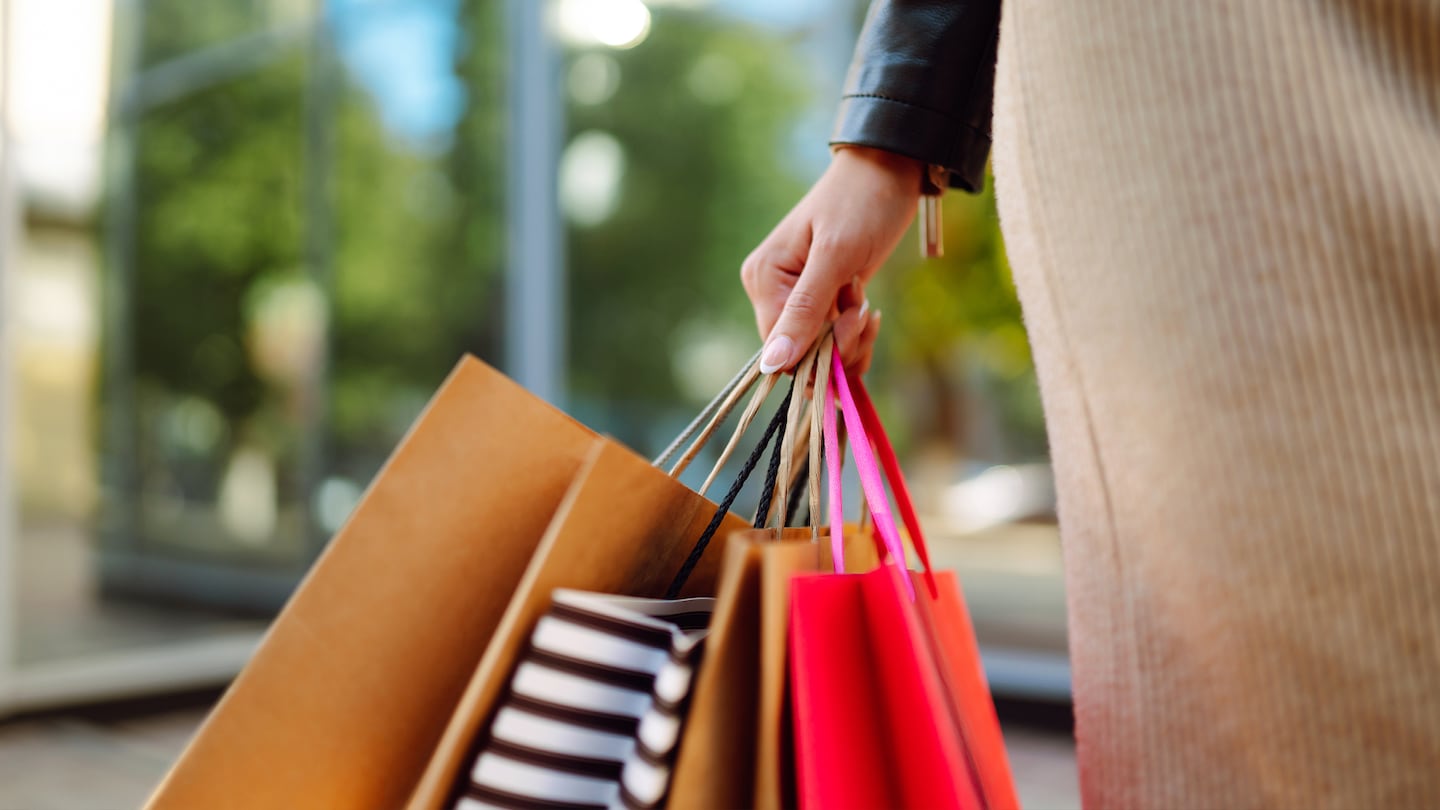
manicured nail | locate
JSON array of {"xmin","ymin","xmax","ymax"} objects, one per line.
[
  {"xmin": 760, "ymin": 335, "xmax": 795, "ymax": 374},
  {"xmin": 858, "ymin": 296, "xmax": 870, "ymax": 319}
]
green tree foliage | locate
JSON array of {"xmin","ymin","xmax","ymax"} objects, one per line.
[
  {"xmin": 558, "ymin": 12, "xmax": 810, "ymax": 408},
  {"xmin": 129, "ymin": 1, "xmax": 307, "ymax": 501},
  {"xmin": 125, "ymin": 0, "xmax": 489, "ymax": 514}
]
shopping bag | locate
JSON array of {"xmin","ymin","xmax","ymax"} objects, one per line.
[
  {"xmin": 789, "ymin": 351, "xmax": 1019, "ymax": 810},
  {"xmin": 663, "ymin": 531, "xmax": 766, "ymax": 810},
  {"xmin": 666, "ymin": 526, "xmax": 878, "ymax": 810},
  {"xmin": 147, "ymin": 352, "xmax": 762, "ymax": 810},
  {"xmin": 849, "ymin": 376, "xmax": 1017, "ymax": 810},
  {"xmin": 409, "ymin": 376, "xmax": 796, "ymax": 810},
  {"xmin": 462, "ymin": 589, "xmax": 715, "ymax": 809},
  {"xmin": 147, "ymin": 356, "xmax": 603, "ymax": 810}
]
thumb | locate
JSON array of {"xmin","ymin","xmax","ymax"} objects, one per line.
[{"xmin": 759, "ymin": 238, "xmax": 853, "ymax": 374}]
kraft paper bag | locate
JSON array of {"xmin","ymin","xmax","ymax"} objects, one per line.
[
  {"xmin": 407, "ymin": 439, "xmax": 752, "ymax": 809},
  {"xmin": 667, "ymin": 526, "xmax": 879, "ymax": 810},
  {"xmin": 147, "ymin": 356, "xmax": 601, "ymax": 810}
]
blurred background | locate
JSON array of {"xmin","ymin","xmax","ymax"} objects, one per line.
[{"xmin": 0, "ymin": 0, "xmax": 1074, "ymax": 804}]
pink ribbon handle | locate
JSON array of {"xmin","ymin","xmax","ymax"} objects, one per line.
[
  {"xmin": 823, "ymin": 370, "xmax": 846, "ymax": 574},
  {"xmin": 827, "ymin": 352, "xmax": 916, "ymax": 599},
  {"xmin": 851, "ymin": 377, "xmax": 940, "ymax": 598}
]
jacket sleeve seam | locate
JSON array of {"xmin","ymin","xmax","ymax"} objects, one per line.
[
  {"xmin": 836, "ymin": 94, "xmax": 990, "ymax": 141},
  {"xmin": 842, "ymin": 91, "xmax": 942, "ymax": 108}
]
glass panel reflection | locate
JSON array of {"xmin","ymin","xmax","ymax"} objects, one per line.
[
  {"xmin": 84, "ymin": 0, "xmax": 504, "ymax": 629},
  {"xmin": 11, "ymin": 0, "xmax": 1066, "ymax": 700}
]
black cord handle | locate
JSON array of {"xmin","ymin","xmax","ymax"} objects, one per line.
[
  {"xmin": 665, "ymin": 378, "xmax": 795, "ymax": 599},
  {"xmin": 752, "ymin": 390, "xmax": 791, "ymax": 528}
]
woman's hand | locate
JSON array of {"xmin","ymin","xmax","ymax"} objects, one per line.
[{"xmin": 742, "ymin": 145, "xmax": 922, "ymax": 375}]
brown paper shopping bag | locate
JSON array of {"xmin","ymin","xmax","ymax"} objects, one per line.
[
  {"xmin": 406, "ymin": 439, "xmax": 753, "ymax": 809},
  {"xmin": 664, "ymin": 533, "xmax": 761, "ymax": 810},
  {"xmin": 147, "ymin": 356, "xmax": 601, "ymax": 810},
  {"xmin": 666, "ymin": 527, "xmax": 878, "ymax": 810}
]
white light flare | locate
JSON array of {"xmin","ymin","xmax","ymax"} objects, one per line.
[{"xmin": 553, "ymin": 0, "xmax": 652, "ymax": 50}]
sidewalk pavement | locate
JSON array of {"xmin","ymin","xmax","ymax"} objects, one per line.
[{"xmin": 0, "ymin": 702, "xmax": 1080, "ymax": 809}]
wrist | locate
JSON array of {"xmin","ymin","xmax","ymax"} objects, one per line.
[{"xmin": 831, "ymin": 145, "xmax": 924, "ymax": 187}]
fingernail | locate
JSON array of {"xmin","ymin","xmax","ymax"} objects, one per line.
[
  {"xmin": 759, "ymin": 336, "xmax": 795, "ymax": 374},
  {"xmin": 858, "ymin": 296, "xmax": 870, "ymax": 319}
]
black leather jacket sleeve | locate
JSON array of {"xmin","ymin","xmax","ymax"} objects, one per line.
[{"xmin": 830, "ymin": 0, "xmax": 1001, "ymax": 193}]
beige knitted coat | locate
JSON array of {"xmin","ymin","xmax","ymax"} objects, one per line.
[{"xmin": 990, "ymin": 1, "xmax": 1440, "ymax": 806}]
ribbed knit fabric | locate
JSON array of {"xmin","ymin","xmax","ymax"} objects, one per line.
[{"xmin": 991, "ymin": 2, "xmax": 1440, "ymax": 806}]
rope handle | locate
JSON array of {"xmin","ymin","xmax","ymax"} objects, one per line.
[
  {"xmin": 697, "ymin": 372, "xmax": 779, "ymax": 498},
  {"xmin": 660, "ymin": 353, "xmax": 764, "ymax": 480},
  {"xmin": 665, "ymin": 376, "xmax": 795, "ymax": 599},
  {"xmin": 773, "ymin": 337, "xmax": 821, "ymax": 527}
]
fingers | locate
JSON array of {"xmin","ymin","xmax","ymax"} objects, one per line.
[
  {"xmin": 832, "ymin": 294, "xmax": 870, "ymax": 363},
  {"xmin": 741, "ymin": 219, "xmax": 811, "ymax": 342},
  {"xmin": 835, "ymin": 275, "xmax": 864, "ymax": 314},
  {"xmin": 834, "ymin": 297, "xmax": 880, "ymax": 376},
  {"xmin": 849, "ymin": 309, "xmax": 881, "ymax": 376},
  {"xmin": 759, "ymin": 234, "xmax": 857, "ymax": 374},
  {"xmin": 801, "ymin": 307, "xmax": 879, "ymax": 404}
]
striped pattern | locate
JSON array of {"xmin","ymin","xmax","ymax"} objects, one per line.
[
  {"xmin": 992, "ymin": 1, "xmax": 1440, "ymax": 806},
  {"xmin": 456, "ymin": 591, "xmax": 714, "ymax": 810}
]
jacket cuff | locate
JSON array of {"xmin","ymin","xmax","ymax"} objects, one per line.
[{"xmin": 830, "ymin": 94, "xmax": 991, "ymax": 193}]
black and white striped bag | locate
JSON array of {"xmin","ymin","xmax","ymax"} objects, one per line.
[{"xmin": 457, "ymin": 590, "xmax": 715, "ymax": 810}]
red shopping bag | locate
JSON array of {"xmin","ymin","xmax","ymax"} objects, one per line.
[
  {"xmin": 789, "ymin": 351, "xmax": 1019, "ymax": 810},
  {"xmin": 851, "ymin": 378, "xmax": 1017, "ymax": 810}
]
